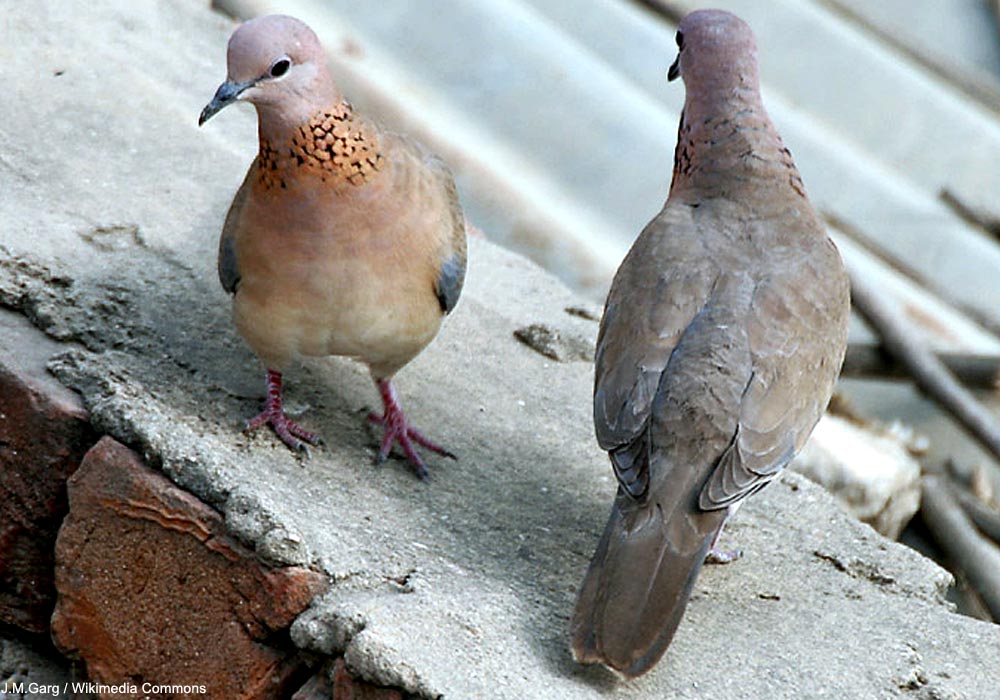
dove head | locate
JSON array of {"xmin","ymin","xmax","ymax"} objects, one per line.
[
  {"xmin": 668, "ymin": 10, "xmax": 761, "ymax": 107},
  {"xmin": 199, "ymin": 15, "xmax": 340, "ymax": 134}
]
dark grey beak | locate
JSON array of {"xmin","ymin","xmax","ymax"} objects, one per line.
[
  {"xmin": 198, "ymin": 78, "xmax": 256, "ymax": 126},
  {"xmin": 667, "ymin": 55, "xmax": 680, "ymax": 82}
]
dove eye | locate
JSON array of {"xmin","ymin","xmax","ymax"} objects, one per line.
[
  {"xmin": 676, "ymin": 30, "xmax": 685, "ymax": 49},
  {"xmin": 269, "ymin": 56, "xmax": 291, "ymax": 78}
]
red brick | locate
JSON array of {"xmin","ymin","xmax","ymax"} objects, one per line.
[
  {"xmin": 51, "ymin": 437, "xmax": 328, "ymax": 700},
  {"xmin": 291, "ymin": 668, "xmax": 333, "ymax": 700},
  {"xmin": 0, "ymin": 310, "xmax": 97, "ymax": 633},
  {"xmin": 292, "ymin": 659, "xmax": 406, "ymax": 700},
  {"xmin": 331, "ymin": 659, "xmax": 405, "ymax": 700}
]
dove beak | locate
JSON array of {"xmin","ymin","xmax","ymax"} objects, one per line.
[
  {"xmin": 667, "ymin": 55, "xmax": 681, "ymax": 82},
  {"xmin": 199, "ymin": 78, "xmax": 257, "ymax": 126}
]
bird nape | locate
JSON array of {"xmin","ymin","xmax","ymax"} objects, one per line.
[
  {"xmin": 199, "ymin": 14, "xmax": 467, "ymax": 479},
  {"xmin": 570, "ymin": 8, "xmax": 851, "ymax": 678}
]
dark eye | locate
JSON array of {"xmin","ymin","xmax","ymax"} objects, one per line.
[
  {"xmin": 675, "ymin": 30, "xmax": 685, "ymax": 49},
  {"xmin": 269, "ymin": 56, "xmax": 291, "ymax": 78}
]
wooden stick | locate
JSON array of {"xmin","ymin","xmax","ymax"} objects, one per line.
[
  {"xmin": 952, "ymin": 571, "xmax": 995, "ymax": 622},
  {"xmin": 955, "ymin": 488, "xmax": 1000, "ymax": 544},
  {"xmin": 842, "ymin": 343, "xmax": 1000, "ymax": 389},
  {"xmin": 850, "ymin": 271, "xmax": 1000, "ymax": 466},
  {"xmin": 921, "ymin": 475, "xmax": 1000, "ymax": 620}
]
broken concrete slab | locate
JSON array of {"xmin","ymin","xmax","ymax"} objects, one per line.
[{"xmin": 1, "ymin": 1, "xmax": 999, "ymax": 698}]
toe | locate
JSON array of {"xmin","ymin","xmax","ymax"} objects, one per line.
[
  {"xmin": 406, "ymin": 427, "xmax": 455, "ymax": 459},
  {"xmin": 705, "ymin": 548, "xmax": 743, "ymax": 565}
]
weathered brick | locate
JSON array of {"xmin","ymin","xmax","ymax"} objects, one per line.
[
  {"xmin": 51, "ymin": 437, "xmax": 328, "ymax": 700},
  {"xmin": 292, "ymin": 659, "xmax": 405, "ymax": 700},
  {"xmin": 0, "ymin": 309, "xmax": 97, "ymax": 633},
  {"xmin": 331, "ymin": 659, "xmax": 405, "ymax": 700}
]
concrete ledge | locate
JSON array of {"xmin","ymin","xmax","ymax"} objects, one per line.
[{"xmin": 1, "ymin": 1, "xmax": 998, "ymax": 699}]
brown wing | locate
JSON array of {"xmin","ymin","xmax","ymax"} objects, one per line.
[{"xmin": 386, "ymin": 131, "xmax": 468, "ymax": 315}]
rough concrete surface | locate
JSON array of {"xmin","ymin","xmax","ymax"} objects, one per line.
[{"xmin": 1, "ymin": 1, "xmax": 999, "ymax": 699}]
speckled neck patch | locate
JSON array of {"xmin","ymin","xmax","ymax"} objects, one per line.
[
  {"xmin": 256, "ymin": 101, "xmax": 384, "ymax": 190},
  {"xmin": 670, "ymin": 107, "xmax": 806, "ymax": 199}
]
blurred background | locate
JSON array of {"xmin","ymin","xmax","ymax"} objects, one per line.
[{"xmin": 206, "ymin": 0, "xmax": 1000, "ymax": 622}]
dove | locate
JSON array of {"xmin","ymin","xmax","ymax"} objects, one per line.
[
  {"xmin": 570, "ymin": 9, "xmax": 850, "ymax": 677},
  {"xmin": 199, "ymin": 15, "xmax": 467, "ymax": 479}
]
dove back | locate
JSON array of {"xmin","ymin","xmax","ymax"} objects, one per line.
[{"xmin": 571, "ymin": 9, "xmax": 850, "ymax": 678}]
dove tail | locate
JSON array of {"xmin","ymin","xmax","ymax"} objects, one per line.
[{"xmin": 570, "ymin": 495, "xmax": 725, "ymax": 678}]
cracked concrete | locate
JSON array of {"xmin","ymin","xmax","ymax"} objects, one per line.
[{"xmin": 3, "ymin": 1, "xmax": 1000, "ymax": 698}]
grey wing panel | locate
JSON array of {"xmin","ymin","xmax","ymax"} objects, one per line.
[
  {"xmin": 435, "ymin": 252, "xmax": 466, "ymax": 314},
  {"xmin": 424, "ymin": 151, "xmax": 467, "ymax": 315},
  {"xmin": 594, "ymin": 224, "xmax": 719, "ymax": 450},
  {"xmin": 699, "ymin": 260, "xmax": 850, "ymax": 510},
  {"xmin": 593, "ymin": 209, "xmax": 720, "ymax": 498},
  {"xmin": 218, "ymin": 165, "xmax": 254, "ymax": 294},
  {"xmin": 218, "ymin": 234, "xmax": 239, "ymax": 294}
]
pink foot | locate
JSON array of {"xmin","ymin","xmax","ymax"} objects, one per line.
[
  {"xmin": 368, "ymin": 378, "xmax": 455, "ymax": 480},
  {"xmin": 705, "ymin": 547, "xmax": 743, "ymax": 565},
  {"xmin": 245, "ymin": 369, "xmax": 321, "ymax": 454},
  {"xmin": 705, "ymin": 511, "xmax": 743, "ymax": 564}
]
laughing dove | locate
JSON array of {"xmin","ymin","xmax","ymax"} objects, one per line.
[
  {"xmin": 199, "ymin": 15, "xmax": 467, "ymax": 478},
  {"xmin": 570, "ymin": 10, "xmax": 851, "ymax": 677}
]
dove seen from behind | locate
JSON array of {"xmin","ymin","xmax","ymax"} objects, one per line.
[
  {"xmin": 199, "ymin": 15, "xmax": 467, "ymax": 478},
  {"xmin": 570, "ymin": 9, "xmax": 851, "ymax": 677}
]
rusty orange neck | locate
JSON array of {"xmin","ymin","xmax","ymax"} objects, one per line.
[{"xmin": 255, "ymin": 101, "xmax": 384, "ymax": 191}]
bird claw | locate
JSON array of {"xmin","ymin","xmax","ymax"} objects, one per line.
[
  {"xmin": 705, "ymin": 547, "xmax": 743, "ymax": 565},
  {"xmin": 367, "ymin": 411, "xmax": 453, "ymax": 480},
  {"xmin": 245, "ymin": 408, "xmax": 322, "ymax": 455}
]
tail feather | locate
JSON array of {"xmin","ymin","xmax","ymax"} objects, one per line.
[{"xmin": 571, "ymin": 496, "xmax": 725, "ymax": 677}]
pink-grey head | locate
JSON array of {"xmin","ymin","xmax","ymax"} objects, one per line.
[
  {"xmin": 199, "ymin": 14, "xmax": 336, "ymax": 127},
  {"xmin": 667, "ymin": 9, "xmax": 761, "ymax": 97}
]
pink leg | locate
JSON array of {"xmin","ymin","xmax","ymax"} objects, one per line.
[
  {"xmin": 367, "ymin": 378, "xmax": 455, "ymax": 480},
  {"xmin": 245, "ymin": 369, "xmax": 321, "ymax": 454},
  {"xmin": 705, "ymin": 503, "xmax": 744, "ymax": 565}
]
